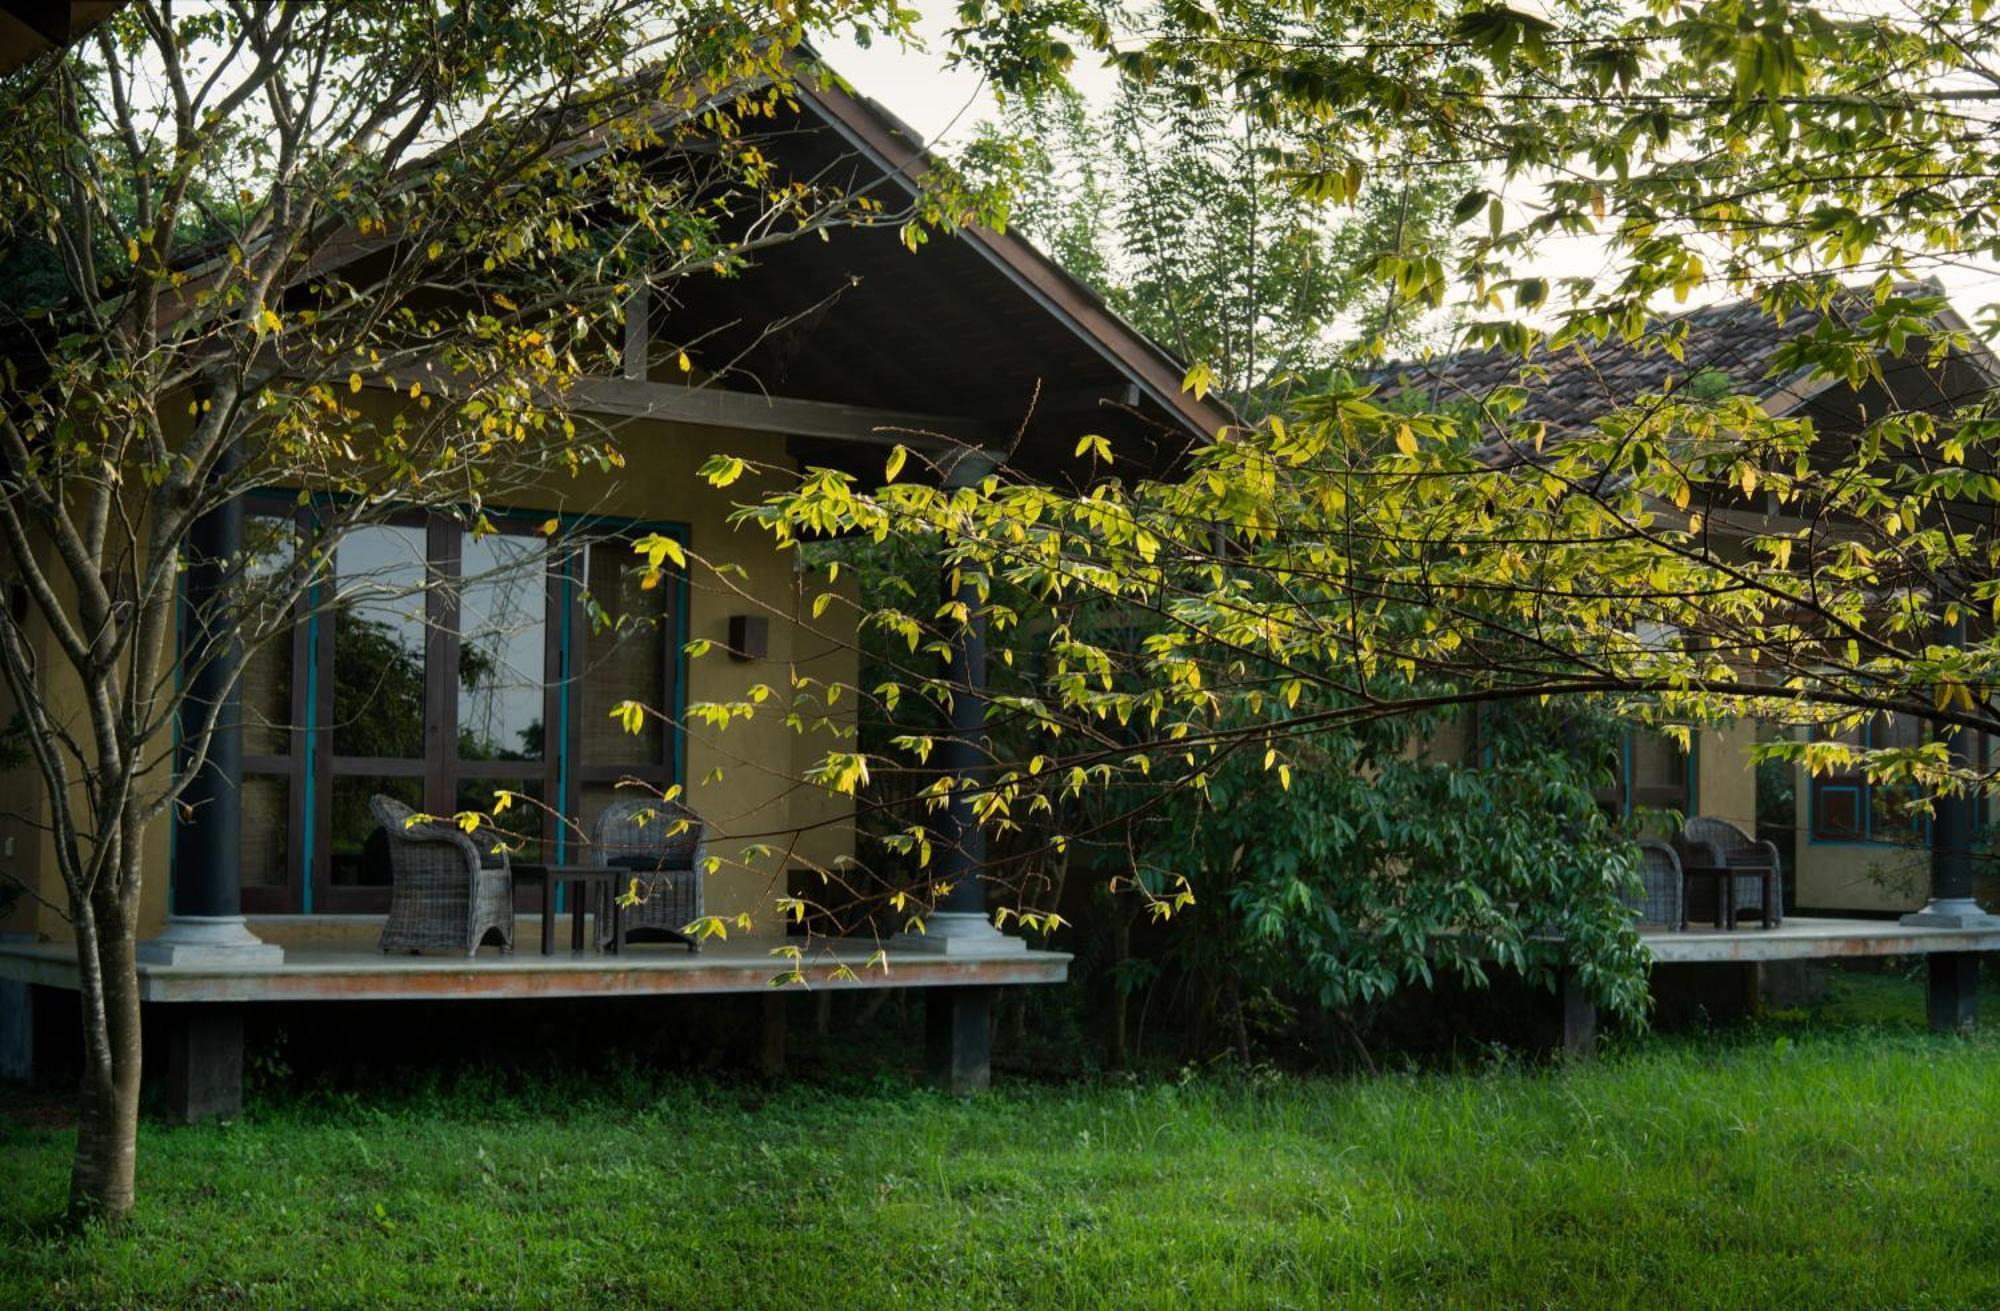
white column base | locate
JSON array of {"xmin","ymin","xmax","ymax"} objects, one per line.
[
  {"xmin": 137, "ymin": 915, "xmax": 285, "ymax": 967},
  {"xmin": 890, "ymin": 911, "xmax": 1030, "ymax": 958},
  {"xmin": 1901, "ymin": 899, "xmax": 2000, "ymax": 930}
]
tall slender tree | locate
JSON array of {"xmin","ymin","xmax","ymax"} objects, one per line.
[{"xmin": 0, "ymin": 0, "xmax": 1005, "ymax": 1223}]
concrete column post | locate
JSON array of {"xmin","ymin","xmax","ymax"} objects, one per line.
[
  {"xmin": 140, "ymin": 435, "xmax": 281, "ymax": 968},
  {"xmin": 1899, "ymin": 614, "xmax": 1997, "ymax": 1028},
  {"xmin": 162, "ymin": 1004, "xmax": 246, "ymax": 1123},
  {"xmin": 891, "ymin": 449, "xmax": 1022, "ymax": 1093}
]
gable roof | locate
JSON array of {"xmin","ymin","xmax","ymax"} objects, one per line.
[
  {"xmin": 0, "ymin": 1, "xmax": 123, "ymax": 75},
  {"xmin": 792, "ymin": 68, "xmax": 1232, "ymax": 449},
  {"xmin": 149, "ymin": 49, "xmax": 1235, "ymax": 480},
  {"xmin": 638, "ymin": 59, "xmax": 1235, "ymax": 479}
]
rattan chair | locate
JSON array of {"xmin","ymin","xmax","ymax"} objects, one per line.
[
  {"xmin": 1675, "ymin": 816, "xmax": 1784, "ymax": 928},
  {"xmin": 589, "ymin": 797, "xmax": 706, "ymax": 952},
  {"xmin": 1625, "ymin": 840, "xmax": 1685, "ymax": 928},
  {"xmin": 371, "ymin": 794, "xmax": 514, "ymax": 956}
]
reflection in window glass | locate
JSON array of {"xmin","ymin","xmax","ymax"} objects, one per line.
[
  {"xmin": 1817, "ymin": 786, "xmax": 1862, "ymax": 839},
  {"xmin": 240, "ymin": 512, "xmax": 298, "ymax": 756},
  {"xmin": 1630, "ymin": 733, "xmax": 1685, "ymax": 795},
  {"xmin": 241, "ymin": 775, "xmax": 290, "ymax": 887},
  {"xmin": 1870, "ymin": 716, "xmax": 1927, "ymax": 842},
  {"xmin": 330, "ymin": 775, "xmax": 420, "ymax": 886},
  {"xmin": 1807, "ymin": 718, "xmax": 1929, "ymax": 844},
  {"xmin": 333, "ymin": 524, "xmax": 428, "ymax": 759},
  {"xmin": 579, "ymin": 541, "xmax": 667, "ymax": 767},
  {"xmin": 456, "ymin": 532, "xmax": 547, "ymax": 763},
  {"xmin": 455, "ymin": 776, "xmax": 545, "ymax": 863}
]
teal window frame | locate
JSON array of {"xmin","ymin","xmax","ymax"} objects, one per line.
[
  {"xmin": 1806, "ymin": 718, "xmax": 1931, "ymax": 848},
  {"xmin": 173, "ymin": 499, "xmax": 690, "ymax": 915}
]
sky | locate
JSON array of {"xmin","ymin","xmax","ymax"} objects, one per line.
[{"xmin": 813, "ymin": 7, "xmax": 2000, "ymax": 339}]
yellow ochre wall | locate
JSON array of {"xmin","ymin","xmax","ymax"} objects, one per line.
[
  {"xmin": 1790, "ymin": 827, "xmax": 1927, "ymax": 914},
  {"xmin": 1689, "ymin": 721, "xmax": 1928, "ymax": 914},
  {"xmin": 554, "ymin": 421, "xmax": 861, "ymax": 942},
  {"xmin": 0, "ymin": 529, "xmax": 179, "ymax": 944},
  {"xmin": 1692, "ymin": 721, "xmax": 1759, "ymax": 839}
]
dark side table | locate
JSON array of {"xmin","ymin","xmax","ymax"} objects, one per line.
[
  {"xmin": 512, "ymin": 864, "xmax": 624, "ymax": 956},
  {"xmin": 1680, "ymin": 864, "xmax": 1779, "ymax": 932}
]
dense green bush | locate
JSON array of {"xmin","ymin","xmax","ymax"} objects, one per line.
[{"xmin": 1136, "ymin": 700, "xmax": 1651, "ymax": 1038}]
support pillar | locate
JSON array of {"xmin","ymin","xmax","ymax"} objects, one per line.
[
  {"xmin": 887, "ymin": 451, "xmax": 1021, "ymax": 1091},
  {"xmin": 926, "ymin": 985, "xmax": 993, "ymax": 1093},
  {"xmin": 162, "ymin": 1004, "xmax": 245, "ymax": 1123},
  {"xmin": 917, "ymin": 529, "xmax": 1019, "ymax": 950},
  {"xmin": 0, "ymin": 970, "xmax": 30, "ymax": 1083},
  {"xmin": 1927, "ymin": 953, "xmax": 1980, "ymax": 1034},
  {"xmin": 1899, "ymin": 615, "xmax": 1997, "ymax": 1028},
  {"xmin": 1903, "ymin": 616, "xmax": 2000, "ymax": 933},
  {"xmin": 757, "ymin": 992, "xmax": 787, "ymax": 1078},
  {"xmin": 140, "ymin": 437, "xmax": 281, "ymax": 967},
  {"xmin": 1533, "ymin": 969, "xmax": 1598, "ymax": 1059}
]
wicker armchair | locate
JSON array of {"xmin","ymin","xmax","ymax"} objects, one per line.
[
  {"xmin": 589, "ymin": 797, "xmax": 705, "ymax": 952},
  {"xmin": 1625, "ymin": 840, "xmax": 1686, "ymax": 928},
  {"xmin": 1675, "ymin": 816, "xmax": 1783, "ymax": 927},
  {"xmin": 371, "ymin": 794, "xmax": 514, "ymax": 956}
]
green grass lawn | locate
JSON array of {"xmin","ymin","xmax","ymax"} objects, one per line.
[{"xmin": 6, "ymin": 977, "xmax": 2000, "ymax": 1309}]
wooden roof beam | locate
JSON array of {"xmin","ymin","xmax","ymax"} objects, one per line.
[{"xmin": 568, "ymin": 375, "xmax": 997, "ymax": 450}]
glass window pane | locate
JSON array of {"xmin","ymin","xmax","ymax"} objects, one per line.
[
  {"xmin": 329, "ymin": 775, "xmax": 420, "ymax": 886},
  {"xmin": 1871, "ymin": 782, "xmax": 1925, "ymax": 842},
  {"xmin": 1630, "ymin": 733, "xmax": 1684, "ymax": 791},
  {"xmin": 241, "ymin": 773, "xmax": 290, "ymax": 888},
  {"xmin": 240, "ymin": 513, "xmax": 299, "ymax": 756},
  {"xmin": 332, "ymin": 524, "xmax": 429, "ymax": 759},
  {"xmin": 578, "ymin": 540, "xmax": 668, "ymax": 767},
  {"xmin": 1815, "ymin": 784, "xmax": 1862, "ymax": 839},
  {"xmin": 456, "ymin": 532, "xmax": 548, "ymax": 763},
  {"xmin": 1876, "ymin": 715, "xmax": 1925, "ymax": 752},
  {"xmin": 455, "ymin": 776, "xmax": 545, "ymax": 864}
]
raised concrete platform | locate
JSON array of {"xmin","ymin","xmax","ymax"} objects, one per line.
[
  {"xmin": 0, "ymin": 927, "xmax": 1069, "ymax": 1004},
  {"xmin": 1640, "ymin": 916, "xmax": 2000, "ymax": 965}
]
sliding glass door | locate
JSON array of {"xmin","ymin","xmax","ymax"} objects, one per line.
[
  {"xmin": 236, "ymin": 501, "xmax": 311, "ymax": 914},
  {"xmin": 184, "ymin": 504, "xmax": 685, "ymax": 915},
  {"xmin": 570, "ymin": 537, "xmax": 680, "ymax": 846},
  {"xmin": 317, "ymin": 518, "xmax": 437, "ymax": 912},
  {"xmin": 449, "ymin": 526, "xmax": 558, "ymax": 866}
]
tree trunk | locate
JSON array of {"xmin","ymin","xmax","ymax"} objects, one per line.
[
  {"xmin": 67, "ymin": 893, "xmax": 142, "ymax": 1225},
  {"xmin": 1107, "ymin": 916, "xmax": 1130, "ymax": 1070}
]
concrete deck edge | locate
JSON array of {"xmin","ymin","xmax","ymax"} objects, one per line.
[
  {"xmin": 1642, "ymin": 918, "xmax": 2000, "ymax": 965},
  {"xmin": 0, "ymin": 941, "xmax": 1071, "ymax": 1003}
]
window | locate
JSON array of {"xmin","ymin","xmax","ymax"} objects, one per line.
[
  {"xmin": 177, "ymin": 506, "xmax": 685, "ymax": 914},
  {"xmin": 322, "ymin": 518, "xmax": 435, "ymax": 904},
  {"xmin": 222, "ymin": 500, "xmax": 315, "ymax": 913},
  {"xmin": 1598, "ymin": 728, "xmax": 1691, "ymax": 826},
  {"xmin": 1624, "ymin": 730, "xmax": 1691, "ymax": 816},
  {"xmin": 572, "ymin": 537, "xmax": 680, "ymax": 844},
  {"xmin": 1809, "ymin": 716, "xmax": 1927, "ymax": 844}
]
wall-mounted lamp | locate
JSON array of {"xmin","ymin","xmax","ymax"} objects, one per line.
[{"xmin": 727, "ymin": 614, "xmax": 769, "ymax": 662}]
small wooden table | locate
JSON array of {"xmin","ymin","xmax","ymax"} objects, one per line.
[
  {"xmin": 1680, "ymin": 863, "xmax": 1779, "ymax": 932},
  {"xmin": 512, "ymin": 864, "xmax": 623, "ymax": 956}
]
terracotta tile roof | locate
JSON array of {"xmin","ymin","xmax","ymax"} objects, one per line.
[{"xmin": 1373, "ymin": 296, "xmax": 1835, "ymax": 437}]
